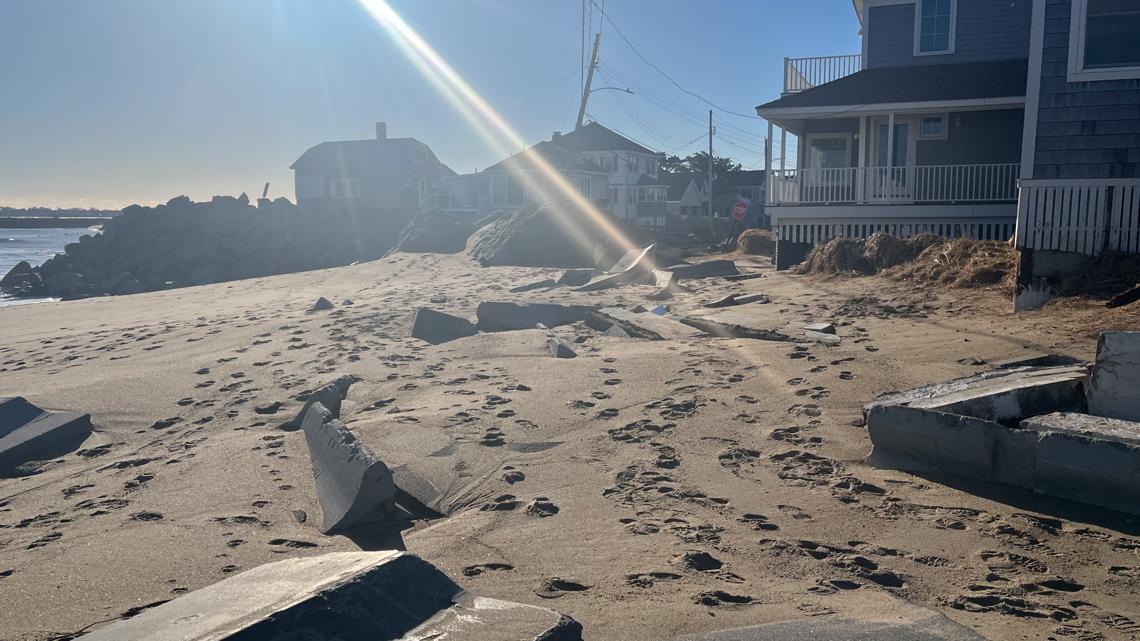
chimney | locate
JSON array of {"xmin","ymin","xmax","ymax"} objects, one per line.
[{"xmin": 376, "ymin": 122, "xmax": 387, "ymax": 141}]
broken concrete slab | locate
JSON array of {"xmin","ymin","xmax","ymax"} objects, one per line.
[
  {"xmin": 732, "ymin": 293, "xmax": 770, "ymax": 305},
  {"xmin": 1088, "ymin": 331, "xmax": 1140, "ymax": 421},
  {"xmin": 509, "ymin": 279, "xmax": 557, "ymax": 293},
  {"xmin": 704, "ymin": 294, "xmax": 741, "ymax": 308},
  {"xmin": 556, "ymin": 268, "xmax": 595, "ymax": 287},
  {"xmin": 77, "ymin": 551, "xmax": 582, "ymax": 641},
  {"xmin": 992, "ymin": 352, "xmax": 1073, "ymax": 369},
  {"xmin": 0, "ymin": 397, "xmax": 92, "ymax": 475},
  {"xmin": 723, "ymin": 272, "xmax": 765, "ymax": 282},
  {"xmin": 311, "ymin": 296, "xmax": 335, "ymax": 311},
  {"xmin": 802, "ymin": 322, "xmax": 836, "ymax": 334},
  {"xmin": 289, "ymin": 375, "xmax": 358, "ymax": 430},
  {"xmin": 679, "ymin": 309, "xmax": 792, "ymax": 342},
  {"xmin": 603, "ymin": 323, "xmax": 631, "ymax": 338},
  {"xmin": 590, "ymin": 307, "xmax": 706, "ymax": 341},
  {"xmin": 803, "ymin": 329, "xmax": 841, "ymax": 346},
  {"xmin": 608, "ymin": 244, "xmax": 655, "ymax": 274},
  {"xmin": 865, "ymin": 365, "xmax": 1089, "ymax": 424},
  {"xmin": 302, "ymin": 403, "xmax": 396, "ymax": 533},
  {"xmin": 668, "ymin": 260, "xmax": 739, "ymax": 280},
  {"xmin": 411, "ymin": 308, "xmax": 477, "ymax": 345},
  {"xmin": 1022, "ymin": 412, "xmax": 1140, "ymax": 513},
  {"xmin": 475, "ymin": 301, "xmax": 597, "ymax": 332},
  {"xmin": 547, "ymin": 335, "xmax": 577, "ymax": 358}
]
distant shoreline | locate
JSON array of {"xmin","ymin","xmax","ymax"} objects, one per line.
[{"xmin": 0, "ymin": 217, "xmax": 111, "ymax": 229}]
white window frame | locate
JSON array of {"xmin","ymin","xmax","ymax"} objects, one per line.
[
  {"xmin": 327, "ymin": 177, "xmax": 360, "ymax": 200},
  {"xmin": 1067, "ymin": 0, "xmax": 1140, "ymax": 82},
  {"xmin": 913, "ymin": 0, "xmax": 956, "ymax": 57},
  {"xmin": 805, "ymin": 133, "xmax": 853, "ymax": 185},
  {"xmin": 917, "ymin": 113, "xmax": 949, "ymax": 140}
]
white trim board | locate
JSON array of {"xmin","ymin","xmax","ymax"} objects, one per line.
[
  {"xmin": 768, "ymin": 203, "xmax": 1016, "ymax": 221},
  {"xmin": 1020, "ymin": 0, "xmax": 1046, "ymax": 180},
  {"xmin": 757, "ymin": 96, "xmax": 1026, "ymax": 121}
]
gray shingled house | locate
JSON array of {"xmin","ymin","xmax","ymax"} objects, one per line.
[
  {"xmin": 290, "ymin": 122, "xmax": 454, "ymax": 213},
  {"xmin": 757, "ymin": 0, "xmax": 1033, "ymax": 269},
  {"xmin": 1013, "ymin": 0, "xmax": 1140, "ymax": 309}
]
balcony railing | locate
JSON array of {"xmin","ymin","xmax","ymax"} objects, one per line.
[
  {"xmin": 768, "ymin": 164, "xmax": 1021, "ymax": 205},
  {"xmin": 783, "ymin": 54, "xmax": 862, "ymax": 94}
]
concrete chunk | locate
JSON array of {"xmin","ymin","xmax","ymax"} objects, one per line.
[
  {"xmin": 865, "ymin": 365, "xmax": 1089, "ymax": 423},
  {"xmin": 509, "ymin": 279, "xmax": 556, "ymax": 293},
  {"xmin": 803, "ymin": 330, "xmax": 841, "ymax": 346},
  {"xmin": 593, "ymin": 307, "xmax": 705, "ymax": 341},
  {"xmin": 311, "ymin": 296, "xmax": 335, "ymax": 311},
  {"xmin": 732, "ymin": 293, "xmax": 770, "ymax": 305},
  {"xmin": 678, "ymin": 309, "xmax": 792, "ymax": 342},
  {"xmin": 556, "ymin": 268, "xmax": 594, "ymax": 286},
  {"xmin": 475, "ymin": 302, "xmax": 596, "ymax": 332},
  {"xmin": 608, "ymin": 244, "xmax": 655, "ymax": 274},
  {"xmin": 77, "ymin": 551, "xmax": 583, "ymax": 641},
  {"xmin": 802, "ymin": 322, "xmax": 836, "ymax": 335},
  {"xmin": 866, "ymin": 405, "xmax": 998, "ymax": 479},
  {"xmin": 1088, "ymin": 331, "xmax": 1140, "ymax": 421},
  {"xmin": 289, "ymin": 375, "xmax": 357, "ymax": 429},
  {"xmin": 547, "ymin": 335, "xmax": 577, "ymax": 358},
  {"xmin": 302, "ymin": 404, "xmax": 395, "ymax": 533},
  {"xmin": 411, "ymin": 308, "xmax": 477, "ymax": 345},
  {"xmin": 668, "ymin": 260, "xmax": 739, "ymax": 280},
  {"xmin": 0, "ymin": 397, "xmax": 92, "ymax": 475}
]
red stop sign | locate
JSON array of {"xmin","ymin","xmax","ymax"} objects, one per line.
[{"xmin": 732, "ymin": 201, "xmax": 748, "ymax": 220}]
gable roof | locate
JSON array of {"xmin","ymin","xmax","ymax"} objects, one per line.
[
  {"xmin": 555, "ymin": 122, "xmax": 659, "ymax": 155},
  {"xmin": 757, "ymin": 59, "xmax": 1028, "ymax": 114},
  {"xmin": 483, "ymin": 139, "xmax": 610, "ymax": 174},
  {"xmin": 290, "ymin": 137, "xmax": 453, "ymax": 176},
  {"xmin": 661, "ymin": 171, "xmax": 705, "ymax": 200}
]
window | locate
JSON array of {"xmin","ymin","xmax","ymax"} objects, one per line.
[
  {"xmin": 914, "ymin": 0, "xmax": 954, "ymax": 55},
  {"xmin": 327, "ymin": 178, "xmax": 360, "ymax": 199},
  {"xmin": 918, "ymin": 114, "xmax": 948, "ymax": 140},
  {"xmin": 1069, "ymin": 0, "xmax": 1140, "ymax": 81},
  {"xmin": 806, "ymin": 134, "xmax": 852, "ymax": 185}
]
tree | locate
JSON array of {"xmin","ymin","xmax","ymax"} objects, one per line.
[{"xmin": 660, "ymin": 152, "xmax": 742, "ymax": 178}]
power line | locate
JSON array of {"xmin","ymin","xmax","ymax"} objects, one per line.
[{"xmin": 590, "ymin": 0, "xmax": 763, "ymax": 121}]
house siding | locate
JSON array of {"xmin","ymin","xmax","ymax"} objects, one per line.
[
  {"xmin": 1033, "ymin": 0, "xmax": 1140, "ymax": 179},
  {"xmin": 866, "ymin": 0, "xmax": 1032, "ymax": 69},
  {"xmin": 916, "ymin": 109, "xmax": 1025, "ymax": 165}
]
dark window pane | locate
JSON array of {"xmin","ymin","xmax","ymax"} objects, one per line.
[
  {"xmin": 1085, "ymin": 12, "xmax": 1140, "ymax": 68},
  {"xmin": 935, "ymin": 32, "xmax": 950, "ymax": 51}
]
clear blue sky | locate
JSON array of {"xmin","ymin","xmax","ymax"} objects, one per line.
[{"xmin": 0, "ymin": 1, "xmax": 860, "ymax": 209}]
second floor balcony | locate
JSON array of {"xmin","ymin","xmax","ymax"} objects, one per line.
[{"xmin": 783, "ymin": 54, "xmax": 862, "ymax": 94}]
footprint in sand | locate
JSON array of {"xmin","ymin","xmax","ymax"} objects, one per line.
[
  {"xmin": 625, "ymin": 571, "xmax": 681, "ymax": 588},
  {"xmin": 693, "ymin": 591, "xmax": 753, "ymax": 606}
]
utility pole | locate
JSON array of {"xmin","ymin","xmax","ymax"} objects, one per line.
[
  {"xmin": 707, "ymin": 110, "xmax": 715, "ymax": 230},
  {"xmin": 575, "ymin": 33, "xmax": 601, "ymax": 132}
]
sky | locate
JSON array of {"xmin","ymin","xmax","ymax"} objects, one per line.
[{"xmin": 0, "ymin": 1, "xmax": 861, "ymax": 209}]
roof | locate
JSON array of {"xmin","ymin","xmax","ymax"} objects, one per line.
[
  {"xmin": 483, "ymin": 139, "xmax": 610, "ymax": 174},
  {"xmin": 554, "ymin": 122, "xmax": 659, "ymax": 155},
  {"xmin": 661, "ymin": 171, "xmax": 700, "ymax": 200},
  {"xmin": 290, "ymin": 137, "xmax": 453, "ymax": 176},
  {"xmin": 756, "ymin": 59, "xmax": 1028, "ymax": 114}
]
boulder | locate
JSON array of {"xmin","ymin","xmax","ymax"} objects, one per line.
[
  {"xmin": 410, "ymin": 308, "xmax": 477, "ymax": 345},
  {"xmin": 1088, "ymin": 331, "xmax": 1140, "ymax": 421},
  {"xmin": 76, "ymin": 551, "xmax": 583, "ymax": 641},
  {"xmin": 302, "ymin": 404, "xmax": 396, "ymax": 533},
  {"xmin": 0, "ymin": 261, "xmax": 44, "ymax": 296},
  {"xmin": 475, "ymin": 301, "xmax": 596, "ymax": 332},
  {"xmin": 0, "ymin": 397, "xmax": 92, "ymax": 475},
  {"xmin": 311, "ymin": 297, "xmax": 335, "ymax": 311}
]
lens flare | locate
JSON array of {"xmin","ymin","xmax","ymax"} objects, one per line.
[{"xmin": 357, "ymin": 0, "xmax": 643, "ymax": 263}]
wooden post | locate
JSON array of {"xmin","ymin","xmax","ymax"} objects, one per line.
[
  {"xmin": 857, "ymin": 116, "xmax": 867, "ymax": 203},
  {"xmin": 886, "ymin": 111, "xmax": 896, "ymax": 200}
]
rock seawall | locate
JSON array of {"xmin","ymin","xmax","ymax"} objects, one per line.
[{"xmin": 1, "ymin": 195, "xmax": 411, "ymax": 300}]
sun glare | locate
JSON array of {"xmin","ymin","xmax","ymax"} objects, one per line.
[{"xmin": 357, "ymin": 0, "xmax": 646, "ymax": 264}]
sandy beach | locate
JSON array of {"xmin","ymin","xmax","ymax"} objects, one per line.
[{"xmin": 1, "ymin": 251, "xmax": 1138, "ymax": 640}]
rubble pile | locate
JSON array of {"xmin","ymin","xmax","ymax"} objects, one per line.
[
  {"xmin": 0, "ymin": 195, "xmax": 411, "ymax": 300},
  {"xmin": 735, "ymin": 228, "xmax": 775, "ymax": 255},
  {"xmin": 388, "ymin": 209, "xmax": 479, "ymax": 255},
  {"xmin": 465, "ymin": 200, "xmax": 648, "ymax": 269}
]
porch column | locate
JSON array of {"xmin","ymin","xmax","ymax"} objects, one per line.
[
  {"xmin": 886, "ymin": 111, "xmax": 895, "ymax": 200},
  {"xmin": 856, "ymin": 115, "xmax": 867, "ymax": 204},
  {"xmin": 765, "ymin": 119, "xmax": 774, "ymax": 204},
  {"xmin": 779, "ymin": 126, "xmax": 787, "ymax": 174}
]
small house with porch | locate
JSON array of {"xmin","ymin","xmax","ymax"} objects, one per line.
[{"xmin": 757, "ymin": 0, "xmax": 1032, "ymax": 268}]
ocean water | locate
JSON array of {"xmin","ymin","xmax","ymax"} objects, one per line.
[{"xmin": 0, "ymin": 228, "xmax": 93, "ymax": 307}]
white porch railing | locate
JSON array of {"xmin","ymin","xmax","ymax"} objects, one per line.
[
  {"xmin": 1016, "ymin": 179, "xmax": 1140, "ymax": 256},
  {"xmin": 783, "ymin": 54, "xmax": 862, "ymax": 94},
  {"xmin": 767, "ymin": 164, "xmax": 1021, "ymax": 205}
]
